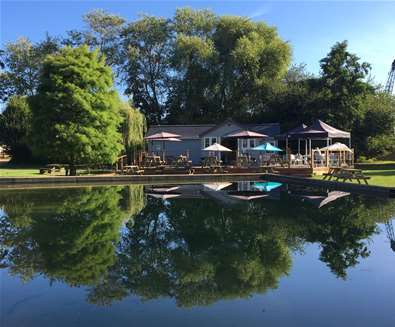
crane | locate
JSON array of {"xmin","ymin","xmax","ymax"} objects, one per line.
[
  {"xmin": 385, "ymin": 59, "xmax": 395, "ymax": 94},
  {"xmin": 383, "ymin": 59, "xmax": 395, "ymax": 251}
]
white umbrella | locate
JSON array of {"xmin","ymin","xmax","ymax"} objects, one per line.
[
  {"xmin": 203, "ymin": 182, "xmax": 233, "ymax": 191},
  {"xmin": 202, "ymin": 143, "xmax": 232, "ymax": 152},
  {"xmin": 320, "ymin": 142, "xmax": 352, "ymax": 152},
  {"xmin": 147, "ymin": 193, "xmax": 180, "ymax": 200}
]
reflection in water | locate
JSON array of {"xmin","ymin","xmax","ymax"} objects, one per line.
[{"xmin": 0, "ymin": 182, "xmax": 394, "ymax": 308}]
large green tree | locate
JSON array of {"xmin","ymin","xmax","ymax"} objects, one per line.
[
  {"xmin": 30, "ymin": 46, "xmax": 123, "ymax": 168},
  {"xmin": 0, "ymin": 95, "xmax": 32, "ymax": 162}
]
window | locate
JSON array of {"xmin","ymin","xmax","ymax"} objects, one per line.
[
  {"xmin": 249, "ymin": 139, "xmax": 255, "ymax": 148},
  {"xmin": 242, "ymin": 139, "xmax": 248, "ymax": 148},
  {"xmin": 203, "ymin": 137, "xmax": 219, "ymax": 148}
]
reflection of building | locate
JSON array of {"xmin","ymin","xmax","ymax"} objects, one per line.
[
  {"xmin": 287, "ymin": 186, "xmax": 351, "ymax": 208},
  {"xmin": 145, "ymin": 181, "xmax": 283, "ymax": 205}
]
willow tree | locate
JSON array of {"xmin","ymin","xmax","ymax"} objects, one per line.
[
  {"xmin": 30, "ymin": 46, "xmax": 123, "ymax": 171},
  {"xmin": 119, "ymin": 102, "xmax": 146, "ymax": 163}
]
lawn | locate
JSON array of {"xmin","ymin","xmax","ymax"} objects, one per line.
[
  {"xmin": 314, "ymin": 168, "xmax": 395, "ymax": 187},
  {"xmin": 0, "ymin": 166, "xmax": 43, "ymax": 177}
]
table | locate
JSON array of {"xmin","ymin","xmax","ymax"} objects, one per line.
[{"xmin": 323, "ymin": 168, "xmax": 370, "ymax": 185}]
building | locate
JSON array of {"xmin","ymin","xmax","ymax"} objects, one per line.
[{"xmin": 146, "ymin": 119, "xmax": 280, "ymax": 164}]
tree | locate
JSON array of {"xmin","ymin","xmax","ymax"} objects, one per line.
[
  {"xmin": 167, "ymin": 10, "xmax": 291, "ymax": 123},
  {"xmin": 121, "ymin": 15, "xmax": 173, "ymax": 124},
  {"xmin": 319, "ymin": 40, "xmax": 373, "ymax": 130},
  {"xmin": 355, "ymin": 92, "xmax": 395, "ymax": 158},
  {"xmin": 30, "ymin": 46, "xmax": 123, "ymax": 169},
  {"xmin": 0, "ymin": 36, "xmax": 59, "ymax": 102},
  {"xmin": 63, "ymin": 9, "xmax": 125, "ymax": 67},
  {"xmin": 119, "ymin": 102, "xmax": 146, "ymax": 163},
  {"xmin": 0, "ymin": 96, "xmax": 32, "ymax": 162}
]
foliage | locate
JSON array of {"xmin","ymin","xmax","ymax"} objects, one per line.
[
  {"xmin": 63, "ymin": 9, "xmax": 125, "ymax": 67},
  {"xmin": 119, "ymin": 102, "xmax": 146, "ymax": 162},
  {"xmin": 121, "ymin": 15, "xmax": 173, "ymax": 124},
  {"xmin": 0, "ymin": 187, "xmax": 128, "ymax": 285},
  {"xmin": 1, "ymin": 185, "xmax": 394, "ymax": 306},
  {"xmin": 0, "ymin": 36, "xmax": 59, "ymax": 102},
  {"xmin": 354, "ymin": 92, "xmax": 395, "ymax": 158},
  {"xmin": 30, "ymin": 46, "xmax": 123, "ymax": 166},
  {"xmin": 0, "ymin": 95, "xmax": 32, "ymax": 162}
]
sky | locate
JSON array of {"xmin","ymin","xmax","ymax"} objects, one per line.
[{"xmin": 1, "ymin": 0, "xmax": 395, "ymax": 86}]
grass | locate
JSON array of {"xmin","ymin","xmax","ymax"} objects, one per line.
[{"xmin": 314, "ymin": 168, "xmax": 395, "ymax": 187}]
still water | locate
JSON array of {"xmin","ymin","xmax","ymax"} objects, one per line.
[{"xmin": 1, "ymin": 181, "xmax": 395, "ymax": 327}]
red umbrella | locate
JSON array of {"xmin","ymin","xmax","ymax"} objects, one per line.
[{"xmin": 146, "ymin": 136, "xmax": 181, "ymax": 161}]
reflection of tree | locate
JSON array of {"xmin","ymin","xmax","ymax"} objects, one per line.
[
  {"xmin": 1, "ymin": 185, "xmax": 394, "ymax": 307},
  {"xmin": 0, "ymin": 186, "xmax": 146, "ymax": 285},
  {"xmin": 92, "ymin": 198, "xmax": 293, "ymax": 307},
  {"xmin": 293, "ymin": 195, "xmax": 395, "ymax": 279}
]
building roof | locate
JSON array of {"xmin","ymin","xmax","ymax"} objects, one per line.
[
  {"xmin": 146, "ymin": 124, "xmax": 215, "ymax": 140},
  {"xmin": 146, "ymin": 120, "xmax": 280, "ymax": 139},
  {"xmin": 291, "ymin": 120, "xmax": 350, "ymax": 139},
  {"xmin": 199, "ymin": 119, "xmax": 280, "ymax": 137}
]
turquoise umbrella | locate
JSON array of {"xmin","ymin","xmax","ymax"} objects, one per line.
[{"xmin": 252, "ymin": 142, "xmax": 282, "ymax": 152}]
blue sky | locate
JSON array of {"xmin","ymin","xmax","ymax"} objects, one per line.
[{"xmin": 1, "ymin": 0, "xmax": 395, "ymax": 86}]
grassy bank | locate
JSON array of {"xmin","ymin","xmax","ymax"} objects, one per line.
[{"xmin": 314, "ymin": 167, "xmax": 395, "ymax": 187}]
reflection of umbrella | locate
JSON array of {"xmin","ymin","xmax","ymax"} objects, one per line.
[
  {"xmin": 226, "ymin": 130, "xmax": 268, "ymax": 138},
  {"xmin": 151, "ymin": 186, "xmax": 180, "ymax": 193},
  {"xmin": 228, "ymin": 194, "xmax": 267, "ymax": 201},
  {"xmin": 253, "ymin": 181, "xmax": 282, "ymax": 192},
  {"xmin": 252, "ymin": 143, "xmax": 282, "ymax": 152},
  {"xmin": 301, "ymin": 191, "xmax": 350, "ymax": 208},
  {"xmin": 203, "ymin": 182, "xmax": 233, "ymax": 191},
  {"xmin": 147, "ymin": 193, "xmax": 180, "ymax": 200},
  {"xmin": 320, "ymin": 142, "xmax": 352, "ymax": 152},
  {"xmin": 202, "ymin": 143, "xmax": 232, "ymax": 152}
]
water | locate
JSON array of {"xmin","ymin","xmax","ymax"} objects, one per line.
[{"xmin": 1, "ymin": 181, "xmax": 395, "ymax": 327}]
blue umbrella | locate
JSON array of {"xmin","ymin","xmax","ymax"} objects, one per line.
[
  {"xmin": 252, "ymin": 142, "xmax": 283, "ymax": 152},
  {"xmin": 253, "ymin": 182, "xmax": 282, "ymax": 192}
]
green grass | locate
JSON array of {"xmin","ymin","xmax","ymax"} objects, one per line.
[
  {"xmin": 0, "ymin": 166, "xmax": 44, "ymax": 177},
  {"xmin": 314, "ymin": 169, "xmax": 395, "ymax": 187}
]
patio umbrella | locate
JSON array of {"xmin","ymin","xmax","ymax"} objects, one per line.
[
  {"xmin": 320, "ymin": 142, "xmax": 352, "ymax": 152},
  {"xmin": 202, "ymin": 143, "xmax": 232, "ymax": 152},
  {"xmin": 252, "ymin": 181, "xmax": 282, "ymax": 192},
  {"xmin": 226, "ymin": 130, "xmax": 268, "ymax": 138},
  {"xmin": 145, "ymin": 136, "xmax": 181, "ymax": 161},
  {"xmin": 252, "ymin": 142, "xmax": 282, "ymax": 152},
  {"xmin": 145, "ymin": 132, "xmax": 181, "ymax": 139},
  {"xmin": 202, "ymin": 143, "xmax": 232, "ymax": 161}
]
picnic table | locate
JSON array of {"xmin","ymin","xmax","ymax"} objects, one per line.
[
  {"xmin": 124, "ymin": 165, "xmax": 144, "ymax": 175},
  {"xmin": 323, "ymin": 168, "xmax": 370, "ymax": 185},
  {"xmin": 39, "ymin": 164, "xmax": 69, "ymax": 175},
  {"xmin": 172, "ymin": 155, "xmax": 192, "ymax": 168},
  {"xmin": 143, "ymin": 155, "xmax": 165, "ymax": 168}
]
